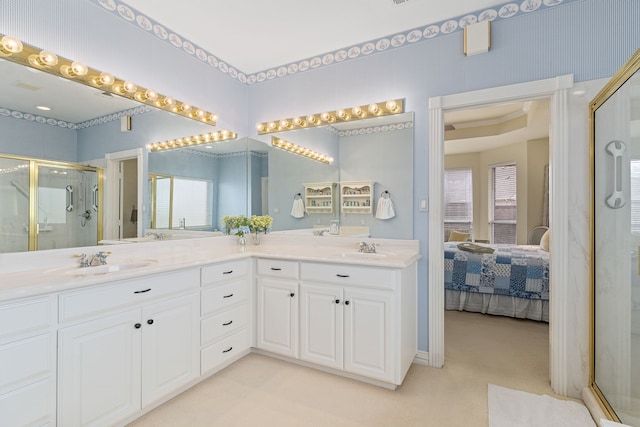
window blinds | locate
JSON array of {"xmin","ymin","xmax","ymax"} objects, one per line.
[
  {"xmin": 444, "ymin": 168, "xmax": 473, "ymax": 238},
  {"xmin": 490, "ymin": 164, "xmax": 517, "ymax": 244}
]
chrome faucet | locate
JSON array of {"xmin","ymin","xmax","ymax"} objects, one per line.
[
  {"xmin": 76, "ymin": 251, "xmax": 110, "ymax": 268},
  {"xmin": 146, "ymin": 232, "xmax": 166, "ymax": 240},
  {"xmin": 359, "ymin": 242, "xmax": 377, "ymax": 253},
  {"xmin": 314, "ymin": 229, "xmax": 330, "ymax": 236}
]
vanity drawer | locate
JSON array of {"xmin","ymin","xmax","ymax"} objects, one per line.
[
  {"xmin": 300, "ymin": 262, "xmax": 396, "ymax": 290},
  {"xmin": 0, "ymin": 297, "xmax": 53, "ymax": 341},
  {"xmin": 257, "ymin": 258, "xmax": 299, "ymax": 279},
  {"xmin": 201, "ymin": 279, "xmax": 248, "ymax": 315},
  {"xmin": 201, "ymin": 328, "xmax": 249, "ymax": 374},
  {"xmin": 0, "ymin": 378, "xmax": 52, "ymax": 427},
  {"xmin": 202, "ymin": 260, "xmax": 249, "ymax": 285},
  {"xmin": 201, "ymin": 303, "xmax": 249, "ymax": 346},
  {"xmin": 59, "ymin": 268, "xmax": 200, "ymax": 322},
  {"xmin": 0, "ymin": 333, "xmax": 51, "ymax": 394}
]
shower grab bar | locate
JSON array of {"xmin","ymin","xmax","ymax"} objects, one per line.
[
  {"xmin": 66, "ymin": 185, "xmax": 73, "ymax": 212},
  {"xmin": 605, "ymin": 140, "xmax": 626, "ymax": 209},
  {"xmin": 92, "ymin": 184, "xmax": 98, "ymax": 212}
]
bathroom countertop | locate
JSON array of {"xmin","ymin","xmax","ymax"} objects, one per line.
[{"xmin": 0, "ymin": 234, "xmax": 420, "ymax": 302}]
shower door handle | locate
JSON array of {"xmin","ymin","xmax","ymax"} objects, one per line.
[
  {"xmin": 605, "ymin": 140, "xmax": 627, "ymax": 209},
  {"xmin": 92, "ymin": 184, "xmax": 99, "ymax": 212},
  {"xmin": 66, "ymin": 185, "xmax": 74, "ymax": 212}
]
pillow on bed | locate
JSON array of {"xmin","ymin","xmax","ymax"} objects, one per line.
[
  {"xmin": 448, "ymin": 230, "xmax": 470, "ymax": 242},
  {"xmin": 540, "ymin": 229, "xmax": 550, "ymax": 251}
]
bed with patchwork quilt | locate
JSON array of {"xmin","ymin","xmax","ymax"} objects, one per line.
[{"xmin": 444, "ymin": 242, "xmax": 550, "ymax": 322}]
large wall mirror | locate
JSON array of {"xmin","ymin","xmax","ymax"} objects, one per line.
[
  {"xmin": 590, "ymin": 48, "xmax": 640, "ymax": 425},
  {"xmin": 252, "ymin": 111, "xmax": 414, "ymax": 239},
  {"xmin": 0, "ymin": 38, "xmax": 242, "ymax": 253}
]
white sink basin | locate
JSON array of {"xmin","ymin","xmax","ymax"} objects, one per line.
[
  {"xmin": 337, "ymin": 252, "xmax": 391, "ymax": 259},
  {"xmin": 49, "ymin": 261, "xmax": 157, "ymax": 277}
]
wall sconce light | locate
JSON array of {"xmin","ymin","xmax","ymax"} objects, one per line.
[
  {"xmin": 257, "ymin": 99, "xmax": 404, "ymax": 135},
  {"xmin": 271, "ymin": 136, "xmax": 333, "ymax": 164},
  {"xmin": 147, "ymin": 129, "xmax": 238, "ymax": 152},
  {"xmin": 0, "ymin": 33, "xmax": 218, "ymax": 126}
]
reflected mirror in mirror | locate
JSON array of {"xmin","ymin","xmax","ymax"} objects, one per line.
[{"xmin": 255, "ymin": 112, "xmax": 414, "ymax": 239}]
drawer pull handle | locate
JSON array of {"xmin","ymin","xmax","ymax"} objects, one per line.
[
  {"xmin": 222, "ymin": 347, "xmax": 233, "ymax": 353},
  {"xmin": 223, "ymin": 293, "xmax": 234, "ymax": 298},
  {"xmin": 134, "ymin": 323, "xmax": 142, "ymax": 329},
  {"xmin": 344, "ymin": 300, "xmax": 350, "ymax": 306},
  {"xmin": 336, "ymin": 274, "xmax": 350, "ymax": 278},
  {"xmin": 270, "ymin": 267, "xmax": 282, "ymax": 271},
  {"xmin": 335, "ymin": 299, "xmax": 341, "ymax": 304},
  {"xmin": 147, "ymin": 319, "xmax": 154, "ymax": 325},
  {"xmin": 290, "ymin": 292, "xmax": 295, "ymax": 298},
  {"xmin": 134, "ymin": 288, "xmax": 151, "ymax": 294},
  {"xmin": 223, "ymin": 320, "xmax": 233, "ymax": 326},
  {"xmin": 222, "ymin": 270, "xmax": 233, "ymax": 275}
]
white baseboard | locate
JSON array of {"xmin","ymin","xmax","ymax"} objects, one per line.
[{"xmin": 413, "ymin": 351, "xmax": 430, "ymax": 366}]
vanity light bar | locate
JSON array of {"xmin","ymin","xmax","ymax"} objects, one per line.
[
  {"xmin": 271, "ymin": 136, "xmax": 333, "ymax": 164},
  {"xmin": 257, "ymin": 99, "xmax": 404, "ymax": 135},
  {"xmin": 147, "ymin": 130, "xmax": 238, "ymax": 152},
  {"xmin": 0, "ymin": 34, "xmax": 218, "ymax": 125}
]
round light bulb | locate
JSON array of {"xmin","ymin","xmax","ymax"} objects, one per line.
[
  {"xmin": 144, "ymin": 89, "xmax": 158, "ymax": 101},
  {"xmin": 352, "ymin": 106, "xmax": 364, "ymax": 118},
  {"xmin": 280, "ymin": 119, "xmax": 290, "ymax": 129},
  {"xmin": 257, "ymin": 123, "xmax": 266, "ymax": 132},
  {"xmin": 38, "ymin": 50, "xmax": 58, "ymax": 67},
  {"xmin": 368, "ymin": 103, "xmax": 380, "ymax": 115},
  {"xmin": 268, "ymin": 121, "xmax": 277, "ymax": 130},
  {"xmin": 385, "ymin": 100, "xmax": 398, "ymax": 112},
  {"xmin": 1, "ymin": 36, "xmax": 23, "ymax": 54}
]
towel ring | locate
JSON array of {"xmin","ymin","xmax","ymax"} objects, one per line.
[
  {"xmin": 294, "ymin": 193, "xmax": 302, "ymax": 200},
  {"xmin": 381, "ymin": 190, "xmax": 390, "ymax": 199}
]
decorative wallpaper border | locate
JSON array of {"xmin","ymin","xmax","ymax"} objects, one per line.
[
  {"xmin": 90, "ymin": 0, "xmax": 577, "ymax": 85},
  {"xmin": 0, "ymin": 105, "xmax": 154, "ymax": 130},
  {"xmin": 337, "ymin": 121, "xmax": 413, "ymax": 137}
]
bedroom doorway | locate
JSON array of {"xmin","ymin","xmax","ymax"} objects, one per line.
[
  {"xmin": 441, "ymin": 99, "xmax": 551, "ymax": 373},
  {"xmin": 427, "ymin": 75, "xmax": 575, "ymax": 395}
]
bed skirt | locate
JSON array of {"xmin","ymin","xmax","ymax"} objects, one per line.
[{"xmin": 445, "ymin": 289, "xmax": 549, "ymax": 322}]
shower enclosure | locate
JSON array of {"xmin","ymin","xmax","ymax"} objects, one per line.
[
  {"xmin": 591, "ymin": 49, "xmax": 640, "ymax": 425},
  {"xmin": 0, "ymin": 155, "xmax": 101, "ymax": 253}
]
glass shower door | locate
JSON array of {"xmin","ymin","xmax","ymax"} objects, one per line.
[
  {"xmin": 36, "ymin": 164, "xmax": 99, "ymax": 251},
  {"xmin": 592, "ymin": 50, "xmax": 640, "ymax": 425},
  {"xmin": 0, "ymin": 157, "xmax": 30, "ymax": 253}
]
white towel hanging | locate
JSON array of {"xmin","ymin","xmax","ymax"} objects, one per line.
[
  {"xmin": 375, "ymin": 191, "xmax": 395, "ymax": 220},
  {"xmin": 291, "ymin": 195, "xmax": 306, "ymax": 218}
]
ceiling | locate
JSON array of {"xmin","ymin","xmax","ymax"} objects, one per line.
[{"xmin": 121, "ymin": 0, "xmax": 508, "ymax": 74}]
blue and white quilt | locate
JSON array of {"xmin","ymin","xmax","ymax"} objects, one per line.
[{"xmin": 444, "ymin": 242, "xmax": 549, "ymax": 301}]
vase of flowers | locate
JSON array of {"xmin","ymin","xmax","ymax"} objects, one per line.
[
  {"xmin": 249, "ymin": 215, "xmax": 273, "ymax": 245},
  {"xmin": 222, "ymin": 215, "xmax": 250, "ymax": 245}
]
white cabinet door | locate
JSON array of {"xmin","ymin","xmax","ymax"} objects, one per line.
[
  {"xmin": 343, "ymin": 288, "xmax": 394, "ymax": 383},
  {"xmin": 256, "ymin": 278, "xmax": 298, "ymax": 358},
  {"xmin": 141, "ymin": 292, "xmax": 200, "ymax": 407},
  {"xmin": 300, "ymin": 283, "xmax": 343, "ymax": 370},
  {"xmin": 58, "ymin": 309, "xmax": 142, "ymax": 427}
]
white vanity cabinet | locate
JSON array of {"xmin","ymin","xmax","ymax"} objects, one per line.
[
  {"xmin": 300, "ymin": 261, "xmax": 416, "ymax": 386},
  {"xmin": 200, "ymin": 259, "xmax": 251, "ymax": 374},
  {"xmin": 0, "ymin": 296, "xmax": 56, "ymax": 426},
  {"xmin": 57, "ymin": 268, "xmax": 200, "ymax": 427},
  {"xmin": 256, "ymin": 259, "xmax": 299, "ymax": 358}
]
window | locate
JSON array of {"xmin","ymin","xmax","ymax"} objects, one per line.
[
  {"xmin": 150, "ymin": 174, "xmax": 213, "ymax": 229},
  {"xmin": 489, "ymin": 164, "xmax": 517, "ymax": 244},
  {"xmin": 444, "ymin": 168, "xmax": 473, "ymax": 240}
]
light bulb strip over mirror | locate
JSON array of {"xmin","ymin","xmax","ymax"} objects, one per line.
[
  {"xmin": 0, "ymin": 34, "xmax": 218, "ymax": 124},
  {"xmin": 271, "ymin": 136, "xmax": 333, "ymax": 164},
  {"xmin": 148, "ymin": 130, "xmax": 238, "ymax": 152},
  {"xmin": 257, "ymin": 99, "xmax": 405, "ymax": 135}
]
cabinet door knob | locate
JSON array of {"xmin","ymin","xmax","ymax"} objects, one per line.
[
  {"xmin": 344, "ymin": 300, "xmax": 350, "ymax": 305},
  {"xmin": 147, "ymin": 319, "xmax": 154, "ymax": 325},
  {"xmin": 335, "ymin": 299, "xmax": 341, "ymax": 304},
  {"xmin": 290, "ymin": 292, "xmax": 295, "ymax": 297},
  {"xmin": 134, "ymin": 323, "xmax": 142, "ymax": 329}
]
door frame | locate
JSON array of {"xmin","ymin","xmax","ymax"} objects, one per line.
[
  {"xmin": 427, "ymin": 75, "xmax": 573, "ymax": 395},
  {"xmin": 105, "ymin": 148, "xmax": 144, "ymax": 240}
]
